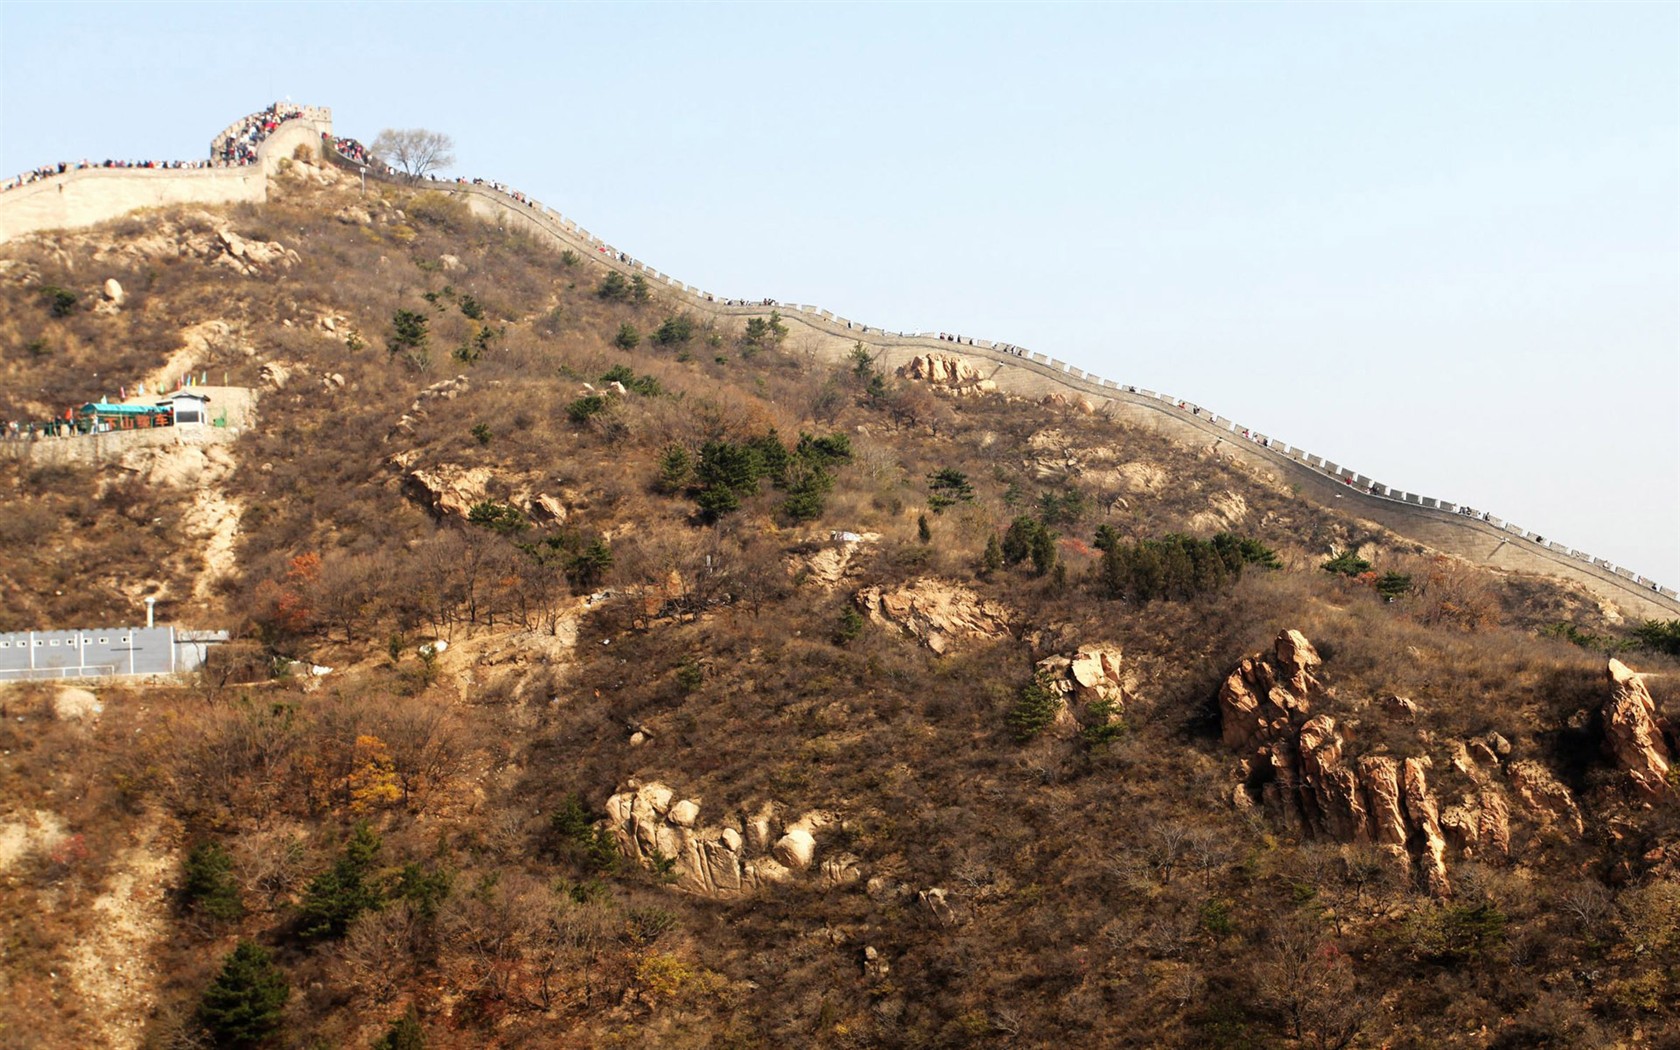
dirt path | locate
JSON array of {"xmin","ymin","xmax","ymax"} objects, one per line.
[{"xmin": 66, "ymin": 819, "xmax": 172, "ymax": 1050}]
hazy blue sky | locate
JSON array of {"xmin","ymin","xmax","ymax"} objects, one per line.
[{"xmin": 4, "ymin": 2, "xmax": 1676, "ymax": 586}]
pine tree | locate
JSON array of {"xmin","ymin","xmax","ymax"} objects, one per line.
[
  {"xmin": 297, "ymin": 822, "xmax": 383, "ymax": 941},
  {"xmin": 917, "ymin": 513, "xmax": 932, "ymax": 543},
  {"xmin": 373, "ymin": 1005, "xmax": 425, "ymax": 1050},
  {"xmin": 1008, "ymin": 673, "xmax": 1062, "ymax": 743},
  {"xmin": 198, "ymin": 940, "xmax": 288, "ymax": 1047},
  {"xmin": 181, "ymin": 841, "xmax": 245, "ymax": 923},
  {"xmin": 981, "ymin": 534, "xmax": 1004, "ymax": 576}
]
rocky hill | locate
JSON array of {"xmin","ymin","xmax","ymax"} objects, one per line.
[{"xmin": 0, "ymin": 138, "xmax": 1676, "ymax": 1050}]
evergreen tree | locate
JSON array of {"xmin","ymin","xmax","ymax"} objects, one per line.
[
  {"xmin": 1001, "ymin": 515, "xmax": 1040, "ymax": 567},
  {"xmin": 198, "ymin": 940, "xmax": 288, "ymax": 1047},
  {"xmin": 981, "ymin": 534, "xmax": 1005, "ymax": 576},
  {"xmin": 373, "ymin": 1006, "xmax": 425, "ymax": 1050},
  {"xmin": 1008, "ymin": 673, "xmax": 1062, "ymax": 742},
  {"xmin": 917, "ymin": 513, "xmax": 932, "ymax": 543},
  {"xmin": 297, "ymin": 822, "xmax": 384, "ymax": 941},
  {"xmin": 656, "ymin": 443, "xmax": 691, "ymax": 494},
  {"xmin": 181, "ymin": 840, "xmax": 244, "ymax": 923},
  {"xmin": 1029, "ymin": 523, "xmax": 1060, "ymax": 577}
]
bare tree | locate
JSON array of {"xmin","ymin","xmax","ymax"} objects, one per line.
[{"xmin": 371, "ymin": 128, "xmax": 456, "ymax": 182}]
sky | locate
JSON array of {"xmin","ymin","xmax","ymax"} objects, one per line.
[{"xmin": 3, "ymin": 2, "xmax": 1676, "ymax": 586}]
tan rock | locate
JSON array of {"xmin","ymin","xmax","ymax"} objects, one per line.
[
  {"xmin": 898, "ymin": 353, "xmax": 983, "ymax": 387},
  {"xmin": 1360, "ymin": 756, "xmax": 1407, "ymax": 850},
  {"xmin": 1381, "ymin": 695, "xmax": 1419, "ymax": 724},
  {"xmin": 1403, "ymin": 758, "xmax": 1451, "ymax": 897},
  {"xmin": 1297, "ymin": 716, "xmax": 1370, "ymax": 842},
  {"xmin": 1508, "ymin": 760, "xmax": 1584, "ymax": 835},
  {"xmin": 52, "ymin": 687, "xmax": 102, "ymax": 722},
  {"xmin": 855, "ymin": 579, "xmax": 1014, "ymax": 654},
  {"xmin": 1477, "ymin": 789, "xmax": 1510, "ymax": 858},
  {"xmin": 919, "ymin": 887, "xmax": 957, "ymax": 925},
  {"xmin": 1602, "ymin": 659, "xmax": 1673, "ymax": 800},
  {"xmin": 401, "ymin": 463, "xmax": 494, "ymax": 520},
  {"xmin": 668, "ymin": 799, "xmax": 701, "ymax": 828},
  {"xmin": 1275, "ymin": 630, "xmax": 1322, "ymax": 695}
]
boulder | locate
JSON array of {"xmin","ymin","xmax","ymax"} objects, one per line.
[
  {"xmin": 1381, "ymin": 695, "xmax": 1419, "ymax": 724},
  {"xmin": 438, "ymin": 253, "xmax": 463, "ymax": 271},
  {"xmin": 919, "ymin": 887, "xmax": 957, "ymax": 926},
  {"xmin": 1602, "ymin": 659, "xmax": 1673, "ymax": 801},
  {"xmin": 94, "ymin": 278, "xmax": 125, "ymax": 314},
  {"xmin": 773, "ymin": 829, "xmax": 816, "ymax": 870},
  {"xmin": 51, "ymin": 687, "xmax": 102, "ymax": 722}
]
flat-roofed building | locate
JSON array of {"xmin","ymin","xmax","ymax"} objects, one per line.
[{"xmin": 0, "ymin": 626, "xmax": 227, "ymax": 680}]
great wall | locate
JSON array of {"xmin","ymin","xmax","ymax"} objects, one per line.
[{"xmin": 4, "ymin": 104, "xmax": 1676, "ymax": 622}]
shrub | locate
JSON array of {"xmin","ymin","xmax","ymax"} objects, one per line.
[
  {"xmin": 833, "ymin": 607, "xmax": 865, "ymax": 646},
  {"xmin": 198, "ymin": 940, "xmax": 288, "ymax": 1047},
  {"xmin": 458, "ymin": 294, "xmax": 484, "ymax": 320},
  {"xmin": 1376, "ymin": 571, "xmax": 1413, "ymax": 601},
  {"xmin": 653, "ymin": 314, "xmax": 695, "ymax": 345},
  {"xmin": 1633, "ymin": 619, "xmax": 1680, "ymax": 656},
  {"xmin": 559, "ymin": 249, "xmax": 579, "ymax": 267},
  {"xmin": 40, "ymin": 284, "xmax": 78, "ymax": 317},
  {"xmin": 614, "ymin": 322, "xmax": 641, "ymax": 350},
  {"xmin": 1211, "ymin": 532, "xmax": 1281, "ymax": 570},
  {"xmin": 598, "ymin": 272, "xmax": 632, "ymax": 301},
  {"xmin": 656, "ymin": 443, "xmax": 692, "ymax": 494},
  {"xmin": 551, "ymin": 793, "xmax": 620, "ymax": 874},
  {"xmin": 1322, "ymin": 550, "xmax": 1372, "ymax": 577},
  {"xmin": 1098, "ymin": 532, "xmax": 1246, "ymax": 601},
  {"xmin": 470, "ymin": 422, "xmax": 492, "ymax": 445},
  {"xmin": 466, "ymin": 500, "xmax": 527, "ymax": 535},
  {"xmin": 631, "ymin": 274, "xmax": 651, "ymax": 302},
  {"xmin": 387, "ymin": 309, "xmax": 429, "ymax": 355},
  {"xmin": 742, "ymin": 312, "xmax": 789, "ymax": 351},
  {"xmin": 373, "ymin": 1006, "xmax": 426, "ymax": 1050},
  {"xmin": 567, "ymin": 393, "xmax": 611, "ymax": 423}
]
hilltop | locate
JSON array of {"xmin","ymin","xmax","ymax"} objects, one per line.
[{"xmin": 0, "ymin": 116, "xmax": 1676, "ymax": 1049}]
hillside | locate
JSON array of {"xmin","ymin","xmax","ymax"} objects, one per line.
[{"xmin": 0, "ymin": 136, "xmax": 1677, "ymax": 1050}]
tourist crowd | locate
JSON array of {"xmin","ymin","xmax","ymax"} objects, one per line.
[
  {"xmin": 5, "ymin": 102, "xmax": 313, "ymax": 193},
  {"xmin": 211, "ymin": 101, "xmax": 306, "ymax": 166}
]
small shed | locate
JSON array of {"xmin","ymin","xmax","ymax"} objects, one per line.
[{"xmin": 160, "ymin": 391, "xmax": 211, "ymax": 426}]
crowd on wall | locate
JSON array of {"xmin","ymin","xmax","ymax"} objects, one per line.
[
  {"xmin": 3, "ymin": 102, "xmax": 312, "ymax": 194},
  {"xmin": 210, "ymin": 101, "xmax": 306, "ymax": 166}
]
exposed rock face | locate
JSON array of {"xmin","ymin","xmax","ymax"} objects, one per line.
[
  {"xmin": 898, "ymin": 353, "xmax": 995, "ymax": 394},
  {"xmin": 1222, "ymin": 630, "xmax": 1460, "ymax": 894},
  {"xmin": 604, "ymin": 781, "xmax": 843, "ymax": 899},
  {"xmin": 796, "ymin": 532, "xmax": 881, "ymax": 589},
  {"xmin": 1602, "ymin": 659, "xmax": 1673, "ymax": 801},
  {"xmin": 855, "ymin": 579, "xmax": 1014, "ymax": 654},
  {"xmin": 212, "ymin": 227, "xmax": 300, "ymax": 276},
  {"xmin": 399, "ymin": 462, "xmax": 494, "ymax": 521},
  {"xmin": 1507, "ymin": 760, "xmax": 1585, "ymax": 836}
]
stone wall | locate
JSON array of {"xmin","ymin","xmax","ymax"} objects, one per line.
[
  {"xmin": 0, "ymin": 110, "xmax": 332, "ymax": 243},
  {"xmin": 360, "ymin": 165, "xmax": 1679, "ymax": 621}
]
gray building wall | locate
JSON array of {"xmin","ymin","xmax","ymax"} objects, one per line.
[{"xmin": 0, "ymin": 626, "xmax": 222, "ymax": 681}]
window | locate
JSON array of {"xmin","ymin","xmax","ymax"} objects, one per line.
[
  {"xmin": 49, "ymin": 640, "xmax": 59, "ymax": 647},
  {"xmin": 99, "ymin": 638, "xmax": 107, "ymax": 644},
  {"xmin": 0, "ymin": 641, "xmax": 9, "ymax": 649}
]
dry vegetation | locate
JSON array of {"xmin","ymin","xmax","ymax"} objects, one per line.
[{"xmin": 0, "ymin": 162, "xmax": 1676, "ymax": 1049}]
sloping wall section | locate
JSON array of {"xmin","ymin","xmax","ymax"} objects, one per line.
[{"xmin": 347, "ymin": 164, "xmax": 1678, "ymax": 622}]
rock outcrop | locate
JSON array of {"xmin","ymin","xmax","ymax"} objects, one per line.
[
  {"xmin": 1034, "ymin": 644, "xmax": 1133, "ymax": 730},
  {"xmin": 1602, "ymin": 659, "xmax": 1673, "ymax": 801},
  {"xmin": 898, "ymin": 353, "xmax": 996, "ymax": 394},
  {"xmin": 1222, "ymin": 629, "xmax": 1461, "ymax": 895},
  {"xmin": 855, "ymin": 579, "xmax": 1014, "ymax": 654},
  {"xmin": 398, "ymin": 461, "xmax": 493, "ymax": 521},
  {"xmin": 604, "ymin": 781, "xmax": 844, "ymax": 899}
]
